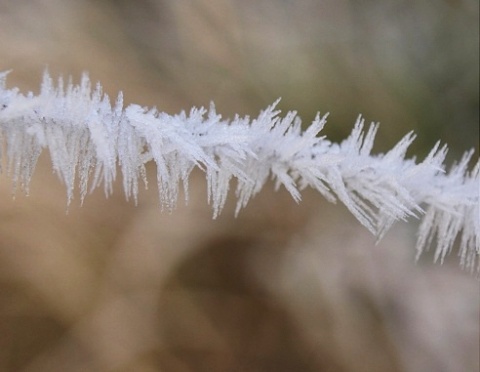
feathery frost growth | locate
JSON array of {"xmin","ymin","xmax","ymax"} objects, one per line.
[{"xmin": 0, "ymin": 71, "xmax": 478, "ymax": 272}]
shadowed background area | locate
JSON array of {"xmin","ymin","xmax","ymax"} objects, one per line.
[{"xmin": 0, "ymin": 1, "xmax": 479, "ymax": 371}]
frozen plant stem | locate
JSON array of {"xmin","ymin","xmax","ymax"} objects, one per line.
[{"xmin": 0, "ymin": 71, "xmax": 478, "ymax": 273}]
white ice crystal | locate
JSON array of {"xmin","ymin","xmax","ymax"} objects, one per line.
[{"xmin": 0, "ymin": 71, "xmax": 478, "ymax": 273}]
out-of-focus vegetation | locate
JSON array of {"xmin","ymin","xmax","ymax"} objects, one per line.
[{"xmin": 2, "ymin": 0, "xmax": 478, "ymax": 159}]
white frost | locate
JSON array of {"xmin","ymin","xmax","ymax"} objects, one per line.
[{"xmin": 0, "ymin": 71, "xmax": 478, "ymax": 273}]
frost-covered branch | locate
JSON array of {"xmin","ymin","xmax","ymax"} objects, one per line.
[{"xmin": 0, "ymin": 71, "xmax": 478, "ymax": 272}]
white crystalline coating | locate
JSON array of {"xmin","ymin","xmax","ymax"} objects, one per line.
[{"xmin": 0, "ymin": 71, "xmax": 479, "ymax": 273}]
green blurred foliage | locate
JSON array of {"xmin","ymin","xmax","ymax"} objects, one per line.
[
  {"xmin": 1, "ymin": 0, "xmax": 477, "ymax": 162},
  {"xmin": 101, "ymin": 0, "xmax": 479, "ymax": 162}
]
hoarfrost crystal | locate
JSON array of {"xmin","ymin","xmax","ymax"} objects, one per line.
[{"xmin": 0, "ymin": 71, "xmax": 478, "ymax": 273}]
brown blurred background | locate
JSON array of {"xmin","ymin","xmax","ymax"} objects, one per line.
[{"xmin": 0, "ymin": 1, "xmax": 479, "ymax": 371}]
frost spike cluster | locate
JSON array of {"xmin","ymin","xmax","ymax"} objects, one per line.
[{"xmin": 0, "ymin": 71, "xmax": 478, "ymax": 273}]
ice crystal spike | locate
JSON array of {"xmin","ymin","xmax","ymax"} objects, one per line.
[{"xmin": 0, "ymin": 71, "xmax": 478, "ymax": 273}]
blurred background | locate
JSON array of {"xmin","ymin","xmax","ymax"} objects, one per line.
[{"xmin": 0, "ymin": 1, "xmax": 478, "ymax": 371}]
